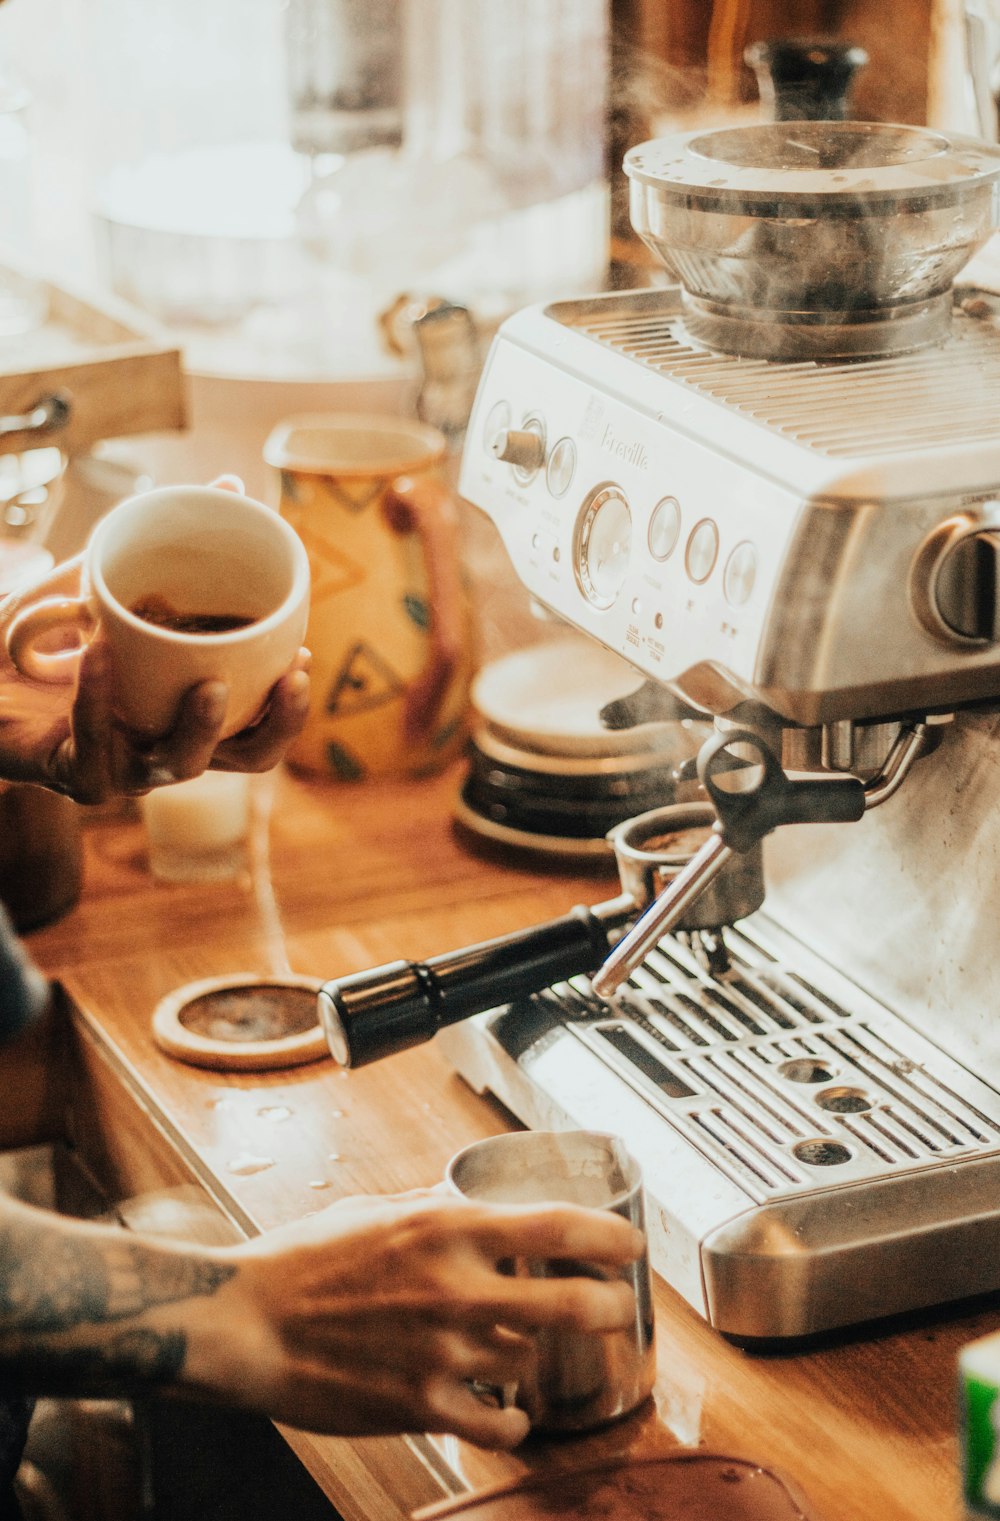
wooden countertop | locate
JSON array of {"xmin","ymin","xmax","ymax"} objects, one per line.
[{"xmin": 23, "ymin": 763, "xmax": 991, "ymax": 1521}]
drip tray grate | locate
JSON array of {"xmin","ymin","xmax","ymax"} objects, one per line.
[{"xmin": 533, "ymin": 920, "xmax": 1000, "ymax": 1204}]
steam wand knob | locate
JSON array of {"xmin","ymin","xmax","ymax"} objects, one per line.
[
  {"xmin": 490, "ymin": 429, "xmax": 545, "ymax": 472},
  {"xmin": 590, "ymin": 728, "xmax": 866, "ymax": 999}
]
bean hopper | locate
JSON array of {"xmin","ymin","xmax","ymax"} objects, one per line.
[{"xmin": 320, "ymin": 122, "xmax": 1000, "ymax": 1341}]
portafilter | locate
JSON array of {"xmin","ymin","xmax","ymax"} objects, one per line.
[{"xmin": 317, "ymin": 728, "xmax": 870, "ymax": 1069}]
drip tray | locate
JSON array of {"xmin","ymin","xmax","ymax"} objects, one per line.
[{"xmin": 438, "ymin": 916, "xmax": 1000, "ymax": 1342}]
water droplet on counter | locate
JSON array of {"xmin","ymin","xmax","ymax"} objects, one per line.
[
  {"xmin": 308, "ymin": 1179, "xmax": 331, "ymax": 1190},
  {"xmin": 227, "ymin": 1153, "xmax": 275, "ymax": 1176},
  {"xmin": 257, "ymin": 1105, "xmax": 292, "ymax": 1122},
  {"xmin": 327, "ymin": 1153, "xmax": 341, "ymax": 1163},
  {"xmin": 329, "ymin": 1108, "xmax": 344, "ymax": 1118}
]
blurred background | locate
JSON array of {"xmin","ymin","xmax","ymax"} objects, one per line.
[
  {"xmin": 0, "ymin": 0, "xmax": 950, "ymax": 378},
  {"xmin": 0, "ymin": 0, "xmax": 989, "ymax": 646}
]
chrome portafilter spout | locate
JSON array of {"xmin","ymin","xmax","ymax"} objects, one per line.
[{"xmin": 604, "ymin": 800, "xmax": 762, "ymax": 981}]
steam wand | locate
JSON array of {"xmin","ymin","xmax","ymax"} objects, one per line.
[{"xmin": 590, "ymin": 721, "xmax": 936, "ymax": 999}]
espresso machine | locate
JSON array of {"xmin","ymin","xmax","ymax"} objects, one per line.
[{"xmin": 320, "ymin": 120, "xmax": 1000, "ymax": 1342}]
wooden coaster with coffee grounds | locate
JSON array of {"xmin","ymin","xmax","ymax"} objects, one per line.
[{"xmin": 152, "ymin": 974, "xmax": 328, "ymax": 1071}]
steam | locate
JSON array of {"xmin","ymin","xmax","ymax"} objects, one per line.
[{"xmin": 605, "ymin": 30, "xmax": 800, "ymax": 277}]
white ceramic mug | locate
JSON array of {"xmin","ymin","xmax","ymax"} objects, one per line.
[{"xmin": 5, "ymin": 484, "xmax": 310, "ymax": 739}]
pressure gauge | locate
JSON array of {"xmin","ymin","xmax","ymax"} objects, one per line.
[{"xmin": 575, "ymin": 486, "xmax": 632, "ymax": 609}]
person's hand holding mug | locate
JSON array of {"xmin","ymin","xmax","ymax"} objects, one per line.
[{"xmin": 0, "ymin": 477, "xmax": 311, "ymax": 803}]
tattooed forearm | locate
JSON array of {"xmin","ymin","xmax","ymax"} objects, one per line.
[
  {"xmin": 0, "ymin": 1215, "xmax": 235, "ymax": 1332},
  {"xmin": 0, "ymin": 1206, "xmax": 236, "ymax": 1396},
  {"xmin": 0, "ymin": 1328, "xmax": 186, "ymax": 1398}
]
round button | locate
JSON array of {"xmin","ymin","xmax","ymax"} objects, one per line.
[
  {"xmin": 649, "ymin": 496, "xmax": 681, "ymax": 561},
  {"xmin": 685, "ymin": 519, "xmax": 719, "ymax": 584},
  {"xmin": 723, "ymin": 541, "xmax": 757, "ymax": 606},
  {"xmin": 546, "ymin": 437, "xmax": 576, "ymax": 498},
  {"xmin": 483, "ymin": 400, "xmax": 510, "ymax": 455},
  {"xmin": 575, "ymin": 486, "xmax": 632, "ymax": 609}
]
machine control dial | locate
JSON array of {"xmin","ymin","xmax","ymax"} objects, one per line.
[
  {"xmin": 491, "ymin": 426, "xmax": 545, "ymax": 476},
  {"xmin": 912, "ymin": 504, "xmax": 1000, "ymax": 645},
  {"xmin": 575, "ymin": 486, "xmax": 632, "ymax": 609}
]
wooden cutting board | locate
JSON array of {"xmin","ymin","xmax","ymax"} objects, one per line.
[{"xmin": 0, "ymin": 262, "xmax": 185, "ymax": 455}]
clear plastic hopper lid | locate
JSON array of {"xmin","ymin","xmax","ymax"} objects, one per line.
[{"xmin": 624, "ymin": 121, "xmax": 1000, "ymax": 210}]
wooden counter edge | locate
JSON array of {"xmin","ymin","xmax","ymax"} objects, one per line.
[{"xmin": 60, "ymin": 986, "xmax": 466, "ymax": 1521}]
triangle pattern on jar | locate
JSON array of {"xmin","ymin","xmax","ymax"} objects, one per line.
[
  {"xmin": 294, "ymin": 521, "xmax": 368, "ymax": 604},
  {"xmin": 325, "ymin": 477, "xmax": 388, "ymax": 515},
  {"xmin": 326, "ymin": 641, "xmax": 407, "ymax": 716}
]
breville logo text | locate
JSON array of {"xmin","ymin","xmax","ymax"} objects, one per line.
[{"xmin": 600, "ymin": 424, "xmax": 648, "ymax": 469}]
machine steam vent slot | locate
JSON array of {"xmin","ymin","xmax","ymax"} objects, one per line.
[{"xmin": 596, "ymin": 1024, "xmax": 696, "ymax": 1098}]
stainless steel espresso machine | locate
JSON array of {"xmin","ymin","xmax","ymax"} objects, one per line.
[{"xmin": 319, "ymin": 121, "xmax": 1000, "ymax": 1342}]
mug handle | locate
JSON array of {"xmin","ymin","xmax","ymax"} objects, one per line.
[
  {"xmin": 5, "ymin": 596, "xmax": 92, "ymax": 683},
  {"xmin": 384, "ymin": 475, "xmax": 467, "ymax": 744}
]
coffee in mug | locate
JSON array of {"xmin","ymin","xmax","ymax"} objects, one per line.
[{"xmin": 129, "ymin": 596, "xmax": 259, "ymax": 636}]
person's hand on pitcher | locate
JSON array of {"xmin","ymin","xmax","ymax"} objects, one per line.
[{"xmin": 223, "ymin": 1189, "xmax": 644, "ymax": 1445}]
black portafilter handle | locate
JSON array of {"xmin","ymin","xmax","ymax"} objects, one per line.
[{"xmin": 318, "ymin": 906, "xmax": 617, "ymax": 1069}]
